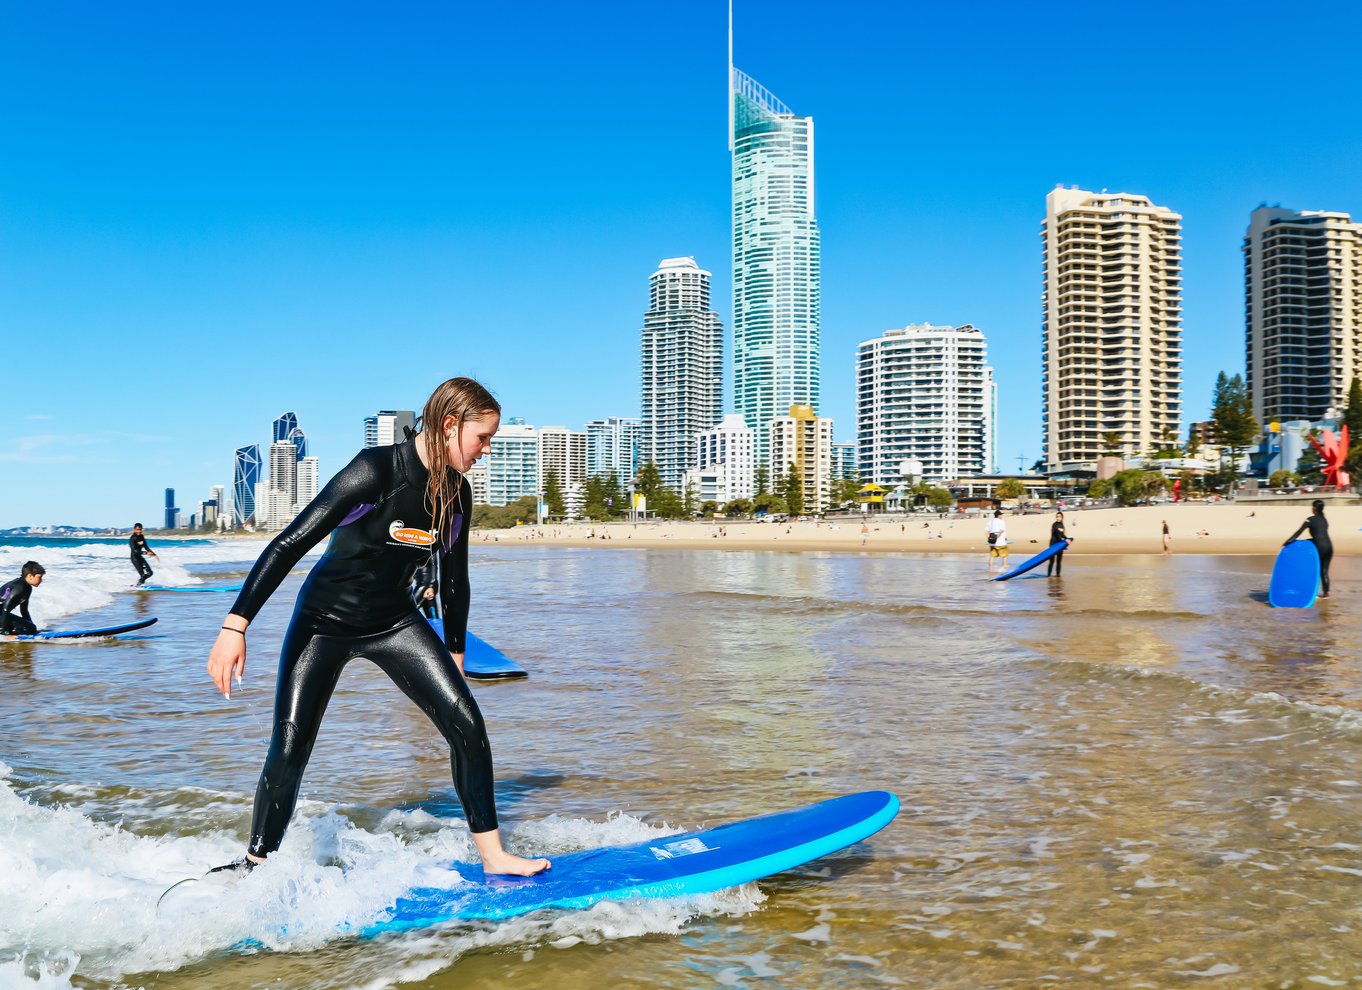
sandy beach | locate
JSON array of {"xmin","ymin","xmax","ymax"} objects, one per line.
[{"xmin": 474, "ymin": 502, "xmax": 1362, "ymax": 556}]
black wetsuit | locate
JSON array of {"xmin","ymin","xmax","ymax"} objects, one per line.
[
  {"xmin": 411, "ymin": 560, "xmax": 440, "ymax": 619},
  {"xmin": 0, "ymin": 577, "xmax": 37, "ymax": 635},
  {"xmin": 1287, "ymin": 514, "xmax": 1333, "ymax": 595},
  {"xmin": 229, "ymin": 438, "xmax": 488, "ymax": 858},
  {"xmin": 1046, "ymin": 520, "xmax": 1067, "ymax": 576},
  {"xmin": 129, "ymin": 532, "xmax": 154, "ymax": 584}
]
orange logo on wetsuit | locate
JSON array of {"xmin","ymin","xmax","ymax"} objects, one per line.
[{"xmin": 388, "ymin": 520, "xmax": 437, "ymax": 547}]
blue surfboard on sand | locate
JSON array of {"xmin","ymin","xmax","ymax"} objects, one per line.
[
  {"xmin": 4, "ymin": 617, "xmax": 158, "ymax": 641},
  {"xmin": 427, "ymin": 619, "xmax": 528, "ymax": 681},
  {"xmin": 363, "ymin": 789, "xmax": 899, "ymax": 933},
  {"xmin": 134, "ymin": 584, "xmax": 243, "ymax": 593},
  {"xmin": 1269, "ymin": 540, "xmax": 1320, "ymax": 608},
  {"xmin": 992, "ymin": 539, "xmax": 1070, "ymax": 581}
]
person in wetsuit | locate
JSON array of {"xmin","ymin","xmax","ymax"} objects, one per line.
[
  {"xmin": 1284, "ymin": 498, "xmax": 1333, "ymax": 599},
  {"xmin": 206, "ymin": 377, "xmax": 550, "ymax": 879},
  {"xmin": 1046, "ymin": 511, "xmax": 1068, "ymax": 577},
  {"xmin": 129, "ymin": 524, "xmax": 157, "ymax": 586},
  {"xmin": 0, "ymin": 561, "xmax": 45, "ymax": 636},
  {"xmin": 411, "ymin": 559, "xmax": 440, "ymax": 619}
]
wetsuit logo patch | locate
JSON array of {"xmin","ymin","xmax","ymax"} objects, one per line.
[{"xmin": 388, "ymin": 521, "xmax": 436, "ymax": 547}]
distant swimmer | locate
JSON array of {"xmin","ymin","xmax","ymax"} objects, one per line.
[
  {"xmin": 205, "ymin": 376, "xmax": 550, "ymax": 881},
  {"xmin": 0, "ymin": 561, "xmax": 45, "ymax": 636},
  {"xmin": 129, "ymin": 523, "xmax": 158, "ymax": 587},
  {"xmin": 986, "ymin": 510, "xmax": 1008, "ymax": 570},
  {"xmin": 1284, "ymin": 498, "xmax": 1333, "ymax": 599},
  {"xmin": 1047, "ymin": 511, "xmax": 1068, "ymax": 576}
]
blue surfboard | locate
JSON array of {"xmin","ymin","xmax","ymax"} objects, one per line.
[
  {"xmin": 427, "ymin": 619, "xmax": 528, "ymax": 681},
  {"xmin": 1269, "ymin": 540, "xmax": 1320, "ymax": 608},
  {"xmin": 134, "ymin": 584, "xmax": 243, "ymax": 593},
  {"xmin": 363, "ymin": 789, "xmax": 899, "ymax": 933},
  {"xmin": 992, "ymin": 539, "xmax": 1070, "ymax": 581},
  {"xmin": 4, "ymin": 617, "xmax": 158, "ymax": 641}
]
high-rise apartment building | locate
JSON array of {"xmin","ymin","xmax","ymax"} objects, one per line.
[
  {"xmin": 287, "ymin": 427, "xmax": 308, "ymax": 460},
  {"xmin": 267, "ymin": 440, "xmax": 299, "ymax": 528},
  {"xmin": 466, "ymin": 463, "xmax": 490, "ymax": 505},
  {"xmin": 364, "ymin": 410, "xmax": 416, "ymax": 448},
  {"xmin": 831, "ymin": 443, "xmax": 857, "ymax": 482},
  {"xmin": 731, "ymin": 61, "xmax": 821, "ymax": 465},
  {"xmin": 585, "ymin": 417, "xmax": 641, "ymax": 481},
  {"xmin": 1042, "ymin": 186, "xmax": 1183, "ymax": 472},
  {"xmin": 297, "ymin": 456, "xmax": 320, "ymax": 508},
  {"xmin": 537, "ymin": 426, "xmax": 588, "ymax": 492},
  {"xmin": 232, "ymin": 445, "xmax": 261, "ymax": 527},
  {"xmin": 694, "ymin": 413, "xmax": 756, "ymax": 501},
  {"xmin": 639, "ymin": 257, "xmax": 723, "ymax": 491},
  {"xmin": 484, "ymin": 419, "xmax": 538, "ymax": 506},
  {"xmin": 1245, "ymin": 205, "xmax": 1362, "ymax": 424},
  {"xmin": 857, "ymin": 324, "xmax": 997, "ymax": 485},
  {"xmin": 769, "ymin": 404, "xmax": 834, "ymax": 513}
]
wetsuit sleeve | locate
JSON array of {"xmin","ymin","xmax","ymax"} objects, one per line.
[
  {"xmin": 1286, "ymin": 520, "xmax": 1309, "ymax": 544},
  {"xmin": 229, "ymin": 449, "xmax": 387, "ymax": 622},
  {"xmin": 0, "ymin": 582, "xmax": 19, "ymax": 622},
  {"xmin": 439, "ymin": 478, "xmax": 473, "ymax": 654}
]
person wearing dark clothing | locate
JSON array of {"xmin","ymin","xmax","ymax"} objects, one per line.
[
  {"xmin": 206, "ymin": 377, "xmax": 549, "ymax": 880},
  {"xmin": 129, "ymin": 524, "xmax": 157, "ymax": 586},
  {"xmin": 1046, "ymin": 512, "xmax": 1068, "ymax": 576},
  {"xmin": 1285, "ymin": 499, "xmax": 1333, "ymax": 599},
  {"xmin": 0, "ymin": 561, "xmax": 45, "ymax": 636}
]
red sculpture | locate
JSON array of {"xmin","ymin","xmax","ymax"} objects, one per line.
[{"xmin": 1308, "ymin": 426, "xmax": 1351, "ymax": 488}]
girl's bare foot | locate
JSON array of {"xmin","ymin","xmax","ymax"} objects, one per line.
[{"xmin": 481, "ymin": 850, "xmax": 552, "ymax": 876}]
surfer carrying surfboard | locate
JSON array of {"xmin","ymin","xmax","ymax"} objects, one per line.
[
  {"xmin": 205, "ymin": 377, "xmax": 550, "ymax": 879},
  {"xmin": 1284, "ymin": 499, "xmax": 1332, "ymax": 599},
  {"xmin": 0, "ymin": 561, "xmax": 44, "ymax": 636}
]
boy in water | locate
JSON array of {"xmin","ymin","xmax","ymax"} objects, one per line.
[
  {"xmin": 129, "ymin": 523, "xmax": 158, "ymax": 586},
  {"xmin": 0, "ymin": 561, "xmax": 46, "ymax": 636}
]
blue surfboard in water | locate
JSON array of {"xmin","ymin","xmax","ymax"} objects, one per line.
[
  {"xmin": 427, "ymin": 619, "xmax": 528, "ymax": 680},
  {"xmin": 992, "ymin": 539, "xmax": 1070, "ymax": 581},
  {"xmin": 4, "ymin": 617, "xmax": 158, "ymax": 641},
  {"xmin": 363, "ymin": 789, "xmax": 899, "ymax": 933},
  {"xmin": 135, "ymin": 584, "xmax": 244, "ymax": 593},
  {"xmin": 1269, "ymin": 540, "xmax": 1320, "ymax": 608}
]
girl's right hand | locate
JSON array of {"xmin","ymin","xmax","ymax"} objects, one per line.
[{"xmin": 208, "ymin": 620, "xmax": 248, "ymax": 698}]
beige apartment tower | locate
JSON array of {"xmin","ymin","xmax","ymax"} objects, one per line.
[
  {"xmin": 1042, "ymin": 186, "xmax": 1183, "ymax": 472},
  {"xmin": 769, "ymin": 404, "xmax": 833, "ymax": 513},
  {"xmin": 1244, "ymin": 205, "xmax": 1362, "ymax": 426}
]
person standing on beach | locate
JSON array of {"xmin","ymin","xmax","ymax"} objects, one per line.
[
  {"xmin": 986, "ymin": 510, "xmax": 1008, "ymax": 570},
  {"xmin": 129, "ymin": 523, "xmax": 157, "ymax": 586},
  {"xmin": 1284, "ymin": 499, "xmax": 1333, "ymax": 599},
  {"xmin": 1162, "ymin": 520, "xmax": 1171, "ymax": 554},
  {"xmin": 205, "ymin": 377, "xmax": 550, "ymax": 879},
  {"xmin": 0, "ymin": 561, "xmax": 45, "ymax": 636},
  {"xmin": 1046, "ymin": 512, "xmax": 1068, "ymax": 576}
]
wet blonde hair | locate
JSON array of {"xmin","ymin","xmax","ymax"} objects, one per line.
[{"xmin": 418, "ymin": 377, "xmax": 500, "ymax": 541}]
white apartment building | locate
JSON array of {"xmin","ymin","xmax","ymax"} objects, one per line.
[
  {"xmin": 857, "ymin": 323, "xmax": 997, "ymax": 486},
  {"xmin": 695, "ymin": 413, "xmax": 756, "ymax": 501},
  {"xmin": 1042, "ymin": 185, "xmax": 1183, "ymax": 472},
  {"xmin": 364, "ymin": 410, "xmax": 416, "ymax": 447},
  {"xmin": 640, "ymin": 257, "xmax": 723, "ymax": 491},
  {"xmin": 831, "ymin": 443, "xmax": 857, "ymax": 481},
  {"xmin": 484, "ymin": 419, "xmax": 538, "ymax": 506},
  {"xmin": 297, "ymin": 456, "xmax": 320, "ymax": 508},
  {"xmin": 682, "ymin": 463, "xmax": 733, "ymax": 507},
  {"xmin": 769, "ymin": 404, "xmax": 834, "ymax": 513},
  {"xmin": 585, "ymin": 417, "xmax": 641, "ymax": 481},
  {"xmin": 537, "ymin": 426, "xmax": 588, "ymax": 493},
  {"xmin": 1245, "ymin": 205, "xmax": 1362, "ymax": 425},
  {"xmin": 466, "ymin": 463, "xmax": 490, "ymax": 505}
]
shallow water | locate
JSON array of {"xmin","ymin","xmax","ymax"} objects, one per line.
[{"xmin": 3, "ymin": 543, "xmax": 1362, "ymax": 988}]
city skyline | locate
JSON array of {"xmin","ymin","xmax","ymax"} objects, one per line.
[{"xmin": 4, "ymin": 1, "xmax": 1361, "ymax": 525}]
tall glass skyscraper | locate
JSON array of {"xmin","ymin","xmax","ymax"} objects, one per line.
[
  {"xmin": 272, "ymin": 412, "xmax": 298, "ymax": 444},
  {"xmin": 287, "ymin": 426, "xmax": 308, "ymax": 459},
  {"xmin": 232, "ymin": 444, "xmax": 261, "ymax": 527},
  {"xmin": 731, "ymin": 42, "xmax": 821, "ymax": 466}
]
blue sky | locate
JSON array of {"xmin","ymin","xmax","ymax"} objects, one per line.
[{"xmin": 3, "ymin": 0, "xmax": 1361, "ymax": 527}]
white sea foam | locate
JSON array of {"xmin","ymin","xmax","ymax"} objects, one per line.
[
  {"xmin": 0, "ymin": 765, "xmax": 762, "ymax": 988},
  {"xmin": 0, "ymin": 540, "xmax": 273, "ymax": 626}
]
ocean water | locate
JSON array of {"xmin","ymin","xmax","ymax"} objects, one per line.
[{"xmin": 2, "ymin": 541, "xmax": 1362, "ymax": 988}]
